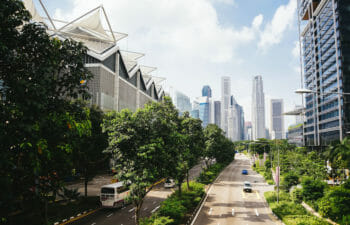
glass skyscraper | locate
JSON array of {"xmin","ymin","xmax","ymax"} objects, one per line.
[
  {"xmin": 298, "ymin": 0, "xmax": 350, "ymax": 145},
  {"xmin": 202, "ymin": 85, "xmax": 212, "ymax": 98}
]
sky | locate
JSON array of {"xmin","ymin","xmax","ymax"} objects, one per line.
[{"xmin": 35, "ymin": 0, "xmax": 303, "ymax": 132}]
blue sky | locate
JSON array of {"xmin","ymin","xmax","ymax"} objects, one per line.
[{"xmin": 34, "ymin": 0, "xmax": 302, "ymax": 131}]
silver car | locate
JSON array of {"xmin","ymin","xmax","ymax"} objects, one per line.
[{"xmin": 243, "ymin": 181, "xmax": 252, "ymax": 192}]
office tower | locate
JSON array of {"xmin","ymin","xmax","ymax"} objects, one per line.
[
  {"xmin": 214, "ymin": 101, "xmax": 221, "ymax": 127},
  {"xmin": 252, "ymin": 75, "xmax": 266, "ymax": 139},
  {"xmin": 221, "ymin": 76, "xmax": 231, "ymax": 136},
  {"xmin": 173, "ymin": 90, "xmax": 192, "ymax": 113},
  {"xmin": 202, "ymin": 85, "xmax": 212, "ymax": 98},
  {"xmin": 190, "ymin": 109, "xmax": 199, "ymax": 119},
  {"xmin": 198, "ymin": 96, "xmax": 211, "ymax": 127},
  {"xmin": 227, "ymin": 95, "xmax": 244, "ymax": 141},
  {"xmin": 245, "ymin": 122, "xmax": 252, "ymax": 140},
  {"xmin": 298, "ymin": 0, "xmax": 350, "ymax": 145},
  {"xmin": 270, "ymin": 99, "xmax": 284, "ymax": 139}
]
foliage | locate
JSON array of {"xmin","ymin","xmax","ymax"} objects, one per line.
[
  {"xmin": 203, "ymin": 124, "xmax": 234, "ymax": 166},
  {"xmin": 142, "ymin": 182, "xmax": 204, "ymax": 225},
  {"xmin": 318, "ymin": 185, "xmax": 350, "ymax": 224},
  {"xmin": 0, "ymin": 1, "xmax": 93, "ymax": 223},
  {"xmin": 264, "ymin": 191, "xmax": 330, "ymax": 225},
  {"xmin": 301, "ymin": 177, "xmax": 327, "ymax": 202},
  {"xmin": 282, "ymin": 172, "xmax": 300, "ymax": 191},
  {"xmin": 196, "ymin": 163, "xmax": 225, "ymax": 184},
  {"xmin": 291, "ymin": 188, "xmax": 303, "ymax": 203},
  {"xmin": 140, "ymin": 216, "xmax": 174, "ymax": 225}
]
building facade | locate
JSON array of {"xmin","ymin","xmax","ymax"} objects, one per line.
[
  {"xmin": 214, "ymin": 101, "xmax": 221, "ymax": 128},
  {"xmin": 221, "ymin": 76, "xmax": 231, "ymax": 136},
  {"xmin": 299, "ymin": 0, "xmax": 350, "ymax": 146},
  {"xmin": 173, "ymin": 90, "xmax": 192, "ymax": 114},
  {"xmin": 270, "ymin": 99, "xmax": 284, "ymax": 139},
  {"xmin": 198, "ymin": 96, "xmax": 212, "ymax": 127},
  {"xmin": 245, "ymin": 122, "xmax": 252, "ymax": 140},
  {"xmin": 23, "ymin": 1, "xmax": 164, "ymax": 113},
  {"xmin": 202, "ymin": 85, "xmax": 212, "ymax": 98},
  {"xmin": 252, "ymin": 75, "xmax": 266, "ymax": 139}
]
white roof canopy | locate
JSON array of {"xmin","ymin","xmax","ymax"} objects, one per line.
[
  {"xmin": 23, "ymin": 0, "xmax": 44, "ymax": 23},
  {"xmin": 140, "ymin": 65, "xmax": 157, "ymax": 75}
]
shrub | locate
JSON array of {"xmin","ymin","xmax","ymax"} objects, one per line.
[
  {"xmin": 291, "ymin": 188, "xmax": 303, "ymax": 203},
  {"xmin": 271, "ymin": 201, "xmax": 307, "ymax": 218},
  {"xmin": 158, "ymin": 199, "xmax": 186, "ymax": 225},
  {"xmin": 282, "ymin": 172, "xmax": 299, "ymax": 191},
  {"xmin": 318, "ymin": 186, "xmax": 350, "ymax": 223},
  {"xmin": 283, "ymin": 215, "xmax": 330, "ymax": 225},
  {"xmin": 301, "ymin": 177, "xmax": 327, "ymax": 201},
  {"xmin": 140, "ymin": 216, "xmax": 174, "ymax": 225},
  {"xmin": 196, "ymin": 163, "xmax": 225, "ymax": 184}
]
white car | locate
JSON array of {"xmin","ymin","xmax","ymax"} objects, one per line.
[
  {"xmin": 164, "ymin": 178, "xmax": 176, "ymax": 188},
  {"xmin": 243, "ymin": 181, "xmax": 252, "ymax": 192}
]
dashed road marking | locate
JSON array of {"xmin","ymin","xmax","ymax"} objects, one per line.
[
  {"xmin": 232, "ymin": 208, "xmax": 235, "ymax": 216},
  {"xmin": 209, "ymin": 208, "xmax": 213, "ymax": 215},
  {"xmin": 151, "ymin": 206, "xmax": 160, "ymax": 213},
  {"xmin": 129, "ymin": 207, "xmax": 135, "ymax": 212},
  {"xmin": 242, "ymin": 191, "xmax": 246, "ymax": 199},
  {"xmin": 143, "ymin": 207, "xmax": 148, "ymax": 211},
  {"xmin": 106, "ymin": 213, "xmax": 113, "ymax": 218},
  {"xmin": 91, "ymin": 223, "xmax": 96, "ymax": 225},
  {"xmin": 255, "ymin": 209, "xmax": 259, "ymax": 216}
]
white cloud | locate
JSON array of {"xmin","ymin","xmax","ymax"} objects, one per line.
[
  {"xmin": 54, "ymin": 0, "xmax": 261, "ymax": 63},
  {"xmin": 258, "ymin": 0, "xmax": 297, "ymax": 51},
  {"xmin": 210, "ymin": 0, "xmax": 236, "ymax": 6},
  {"xmin": 292, "ymin": 41, "xmax": 300, "ymax": 58}
]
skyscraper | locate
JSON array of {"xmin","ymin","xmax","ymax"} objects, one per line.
[
  {"xmin": 214, "ymin": 101, "xmax": 221, "ymax": 127},
  {"xmin": 198, "ymin": 96, "xmax": 211, "ymax": 127},
  {"xmin": 173, "ymin": 90, "xmax": 192, "ymax": 114},
  {"xmin": 298, "ymin": 0, "xmax": 350, "ymax": 146},
  {"xmin": 202, "ymin": 85, "xmax": 212, "ymax": 98},
  {"xmin": 252, "ymin": 75, "xmax": 266, "ymax": 139},
  {"xmin": 270, "ymin": 99, "xmax": 284, "ymax": 139},
  {"xmin": 221, "ymin": 76, "xmax": 231, "ymax": 136},
  {"xmin": 227, "ymin": 95, "xmax": 245, "ymax": 141}
]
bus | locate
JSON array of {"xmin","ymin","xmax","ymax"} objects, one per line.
[{"xmin": 100, "ymin": 182, "xmax": 129, "ymax": 208}]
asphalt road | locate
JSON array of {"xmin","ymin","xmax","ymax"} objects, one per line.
[
  {"xmin": 68, "ymin": 162, "xmax": 204, "ymax": 225},
  {"xmin": 193, "ymin": 153, "xmax": 279, "ymax": 225}
]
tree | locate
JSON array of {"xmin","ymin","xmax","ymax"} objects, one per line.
[
  {"xmin": 73, "ymin": 105, "xmax": 109, "ymax": 197},
  {"xmin": 0, "ymin": 1, "xmax": 92, "ymax": 223},
  {"xmin": 301, "ymin": 177, "xmax": 327, "ymax": 202},
  {"xmin": 179, "ymin": 112, "xmax": 204, "ymax": 189},
  {"xmin": 103, "ymin": 98, "xmax": 179, "ymax": 225}
]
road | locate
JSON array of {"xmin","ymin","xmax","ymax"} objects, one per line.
[
  {"xmin": 193, "ymin": 153, "xmax": 279, "ymax": 225},
  {"xmin": 68, "ymin": 162, "xmax": 204, "ymax": 225}
]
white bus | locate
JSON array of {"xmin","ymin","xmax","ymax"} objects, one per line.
[{"xmin": 100, "ymin": 182, "xmax": 129, "ymax": 208}]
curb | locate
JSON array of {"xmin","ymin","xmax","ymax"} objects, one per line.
[{"xmin": 55, "ymin": 208, "xmax": 99, "ymax": 225}]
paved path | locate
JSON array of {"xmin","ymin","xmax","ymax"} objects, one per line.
[{"xmin": 193, "ymin": 153, "xmax": 279, "ymax": 225}]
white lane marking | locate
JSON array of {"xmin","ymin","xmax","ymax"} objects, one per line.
[
  {"xmin": 106, "ymin": 213, "xmax": 113, "ymax": 218},
  {"xmin": 255, "ymin": 208, "xmax": 259, "ymax": 216},
  {"xmin": 208, "ymin": 208, "xmax": 212, "ymax": 215},
  {"xmin": 91, "ymin": 223, "xmax": 96, "ymax": 225},
  {"xmin": 232, "ymin": 208, "xmax": 235, "ymax": 216},
  {"xmin": 132, "ymin": 215, "xmax": 135, "ymax": 218},
  {"xmin": 143, "ymin": 207, "xmax": 148, "ymax": 211},
  {"xmin": 151, "ymin": 206, "xmax": 160, "ymax": 213},
  {"xmin": 129, "ymin": 207, "xmax": 135, "ymax": 212},
  {"xmin": 153, "ymin": 201, "xmax": 156, "ymax": 204}
]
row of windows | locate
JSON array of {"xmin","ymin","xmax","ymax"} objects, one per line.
[
  {"xmin": 320, "ymin": 99, "xmax": 338, "ymax": 111},
  {"xmin": 319, "ymin": 120, "xmax": 339, "ymax": 130},
  {"xmin": 319, "ymin": 109, "xmax": 338, "ymax": 121}
]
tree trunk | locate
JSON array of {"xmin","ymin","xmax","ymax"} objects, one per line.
[
  {"xmin": 44, "ymin": 199, "xmax": 48, "ymax": 225},
  {"xmin": 178, "ymin": 182, "xmax": 182, "ymax": 196},
  {"xmin": 186, "ymin": 170, "xmax": 190, "ymax": 190},
  {"xmin": 135, "ymin": 199, "xmax": 143, "ymax": 225},
  {"xmin": 84, "ymin": 176, "xmax": 88, "ymax": 198}
]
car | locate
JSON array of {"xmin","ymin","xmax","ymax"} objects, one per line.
[
  {"xmin": 164, "ymin": 178, "xmax": 175, "ymax": 188},
  {"xmin": 241, "ymin": 169, "xmax": 248, "ymax": 175},
  {"xmin": 243, "ymin": 181, "xmax": 252, "ymax": 192}
]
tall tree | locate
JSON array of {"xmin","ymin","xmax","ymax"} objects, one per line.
[{"xmin": 0, "ymin": 1, "xmax": 92, "ymax": 223}]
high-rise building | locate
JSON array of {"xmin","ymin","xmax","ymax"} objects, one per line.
[
  {"xmin": 252, "ymin": 75, "xmax": 266, "ymax": 139},
  {"xmin": 198, "ymin": 96, "xmax": 211, "ymax": 127},
  {"xmin": 202, "ymin": 85, "xmax": 212, "ymax": 98},
  {"xmin": 270, "ymin": 99, "xmax": 284, "ymax": 139},
  {"xmin": 214, "ymin": 101, "xmax": 221, "ymax": 127},
  {"xmin": 245, "ymin": 122, "xmax": 252, "ymax": 140},
  {"xmin": 221, "ymin": 76, "xmax": 231, "ymax": 136},
  {"xmin": 173, "ymin": 90, "xmax": 192, "ymax": 113},
  {"xmin": 227, "ymin": 95, "xmax": 245, "ymax": 141},
  {"xmin": 298, "ymin": 0, "xmax": 350, "ymax": 146}
]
